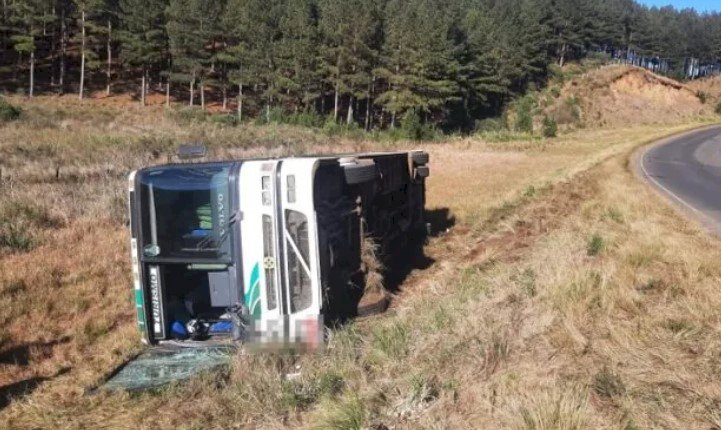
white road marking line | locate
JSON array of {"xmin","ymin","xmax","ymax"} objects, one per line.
[{"xmin": 641, "ymin": 148, "xmax": 704, "ymax": 217}]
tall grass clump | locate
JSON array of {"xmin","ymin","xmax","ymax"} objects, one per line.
[
  {"xmin": 0, "ymin": 95, "xmax": 21, "ymax": 122},
  {"xmin": 0, "ymin": 200, "xmax": 59, "ymax": 253},
  {"xmin": 542, "ymin": 116, "xmax": 558, "ymax": 137},
  {"xmin": 312, "ymin": 393, "xmax": 367, "ymax": 430},
  {"xmin": 696, "ymin": 91, "xmax": 709, "ymax": 104},
  {"xmin": 166, "ymin": 106, "xmax": 209, "ymax": 124},
  {"xmin": 587, "ymin": 234, "xmax": 605, "ymax": 256}
]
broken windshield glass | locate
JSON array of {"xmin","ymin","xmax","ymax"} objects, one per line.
[{"xmin": 102, "ymin": 345, "xmax": 236, "ymax": 391}]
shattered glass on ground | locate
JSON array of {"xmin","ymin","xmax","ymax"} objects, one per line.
[{"xmin": 102, "ymin": 344, "xmax": 237, "ymax": 391}]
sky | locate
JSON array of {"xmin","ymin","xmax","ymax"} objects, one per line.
[{"xmin": 638, "ymin": 0, "xmax": 719, "ymax": 13}]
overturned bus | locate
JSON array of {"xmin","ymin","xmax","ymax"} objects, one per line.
[{"xmin": 127, "ymin": 150, "xmax": 429, "ymax": 347}]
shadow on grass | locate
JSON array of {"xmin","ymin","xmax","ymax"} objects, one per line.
[
  {"xmin": 0, "ymin": 367, "xmax": 71, "ymax": 410},
  {"xmin": 0, "ymin": 336, "xmax": 71, "ymax": 366}
]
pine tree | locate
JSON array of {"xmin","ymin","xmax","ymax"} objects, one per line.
[
  {"xmin": 8, "ymin": 0, "xmax": 53, "ymax": 97},
  {"xmin": 117, "ymin": 0, "xmax": 168, "ymax": 105},
  {"xmin": 166, "ymin": 0, "xmax": 225, "ymax": 108},
  {"xmin": 375, "ymin": 0, "xmax": 459, "ymax": 127},
  {"xmin": 74, "ymin": 0, "xmax": 107, "ymax": 99},
  {"xmin": 318, "ymin": 0, "xmax": 381, "ymax": 124},
  {"xmin": 225, "ymin": 0, "xmax": 285, "ymax": 120},
  {"xmin": 277, "ymin": 0, "xmax": 320, "ymax": 113}
]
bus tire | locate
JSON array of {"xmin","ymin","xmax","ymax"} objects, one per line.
[{"xmin": 411, "ymin": 151, "xmax": 429, "ymax": 166}]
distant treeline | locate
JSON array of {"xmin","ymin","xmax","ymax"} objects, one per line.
[{"xmin": 1, "ymin": 0, "xmax": 720, "ymax": 130}]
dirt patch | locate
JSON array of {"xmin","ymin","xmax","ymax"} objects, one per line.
[{"xmin": 547, "ymin": 65, "xmax": 711, "ymax": 128}]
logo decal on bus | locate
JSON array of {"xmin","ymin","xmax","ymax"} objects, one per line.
[
  {"xmin": 245, "ymin": 263, "xmax": 262, "ymax": 320},
  {"xmin": 149, "ymin": 266, "xmax": 165, "ymax": 338}
]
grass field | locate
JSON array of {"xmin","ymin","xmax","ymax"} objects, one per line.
[{"xmin": 1, "ymin": 93, "xmax": 720, "ymax": 429}]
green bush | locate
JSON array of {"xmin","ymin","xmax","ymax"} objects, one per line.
[
  {"xmin": 0, "ymin": 201, "xmax": 58, "ymax": 253},
  {"xmin": 715, "ymin": 102, "xmax": 721, "ymax": 115},
  {"xmin": 542, "ymin": 116, "xmax": 558, "ymax": 138},
  {"xmin": 286, "ymin": 111, "xmax": 325, "ymax": 128},
  {"xmin": 514, "ymin": 95, "xmax": 536, "ymax": 133},
  {"xmin": 587, "ymin": 234, "xmax": 605, "ymax": 256},
  {"xmin": 0, "ymin": 96, "xmax": 21, "ymax": 122},
  {"xmin": 400, "ymin": 110, "xmax": 437, "ymax": 141},
  {"xmin": 474, "ymin": 117, "xmax": 505, "ymax": 133},
  {"xmin": 209, "ymin": 113, "xmax": 239, "ymax": 126}
]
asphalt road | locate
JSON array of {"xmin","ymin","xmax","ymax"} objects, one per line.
[{"xmin": 639, "ymin": 125, "xmax": 721, "ymax": 234}]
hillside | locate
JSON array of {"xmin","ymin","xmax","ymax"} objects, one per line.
[{"xmin": 544, "ymin": 65, "xmax": 712, "ymax": 128}]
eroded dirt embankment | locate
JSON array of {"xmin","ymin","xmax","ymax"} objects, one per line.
[{"xmin": 547, "ymin": 65, "xmax": 712, "ymax": 127}]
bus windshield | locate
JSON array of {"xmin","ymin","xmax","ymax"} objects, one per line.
[{"xmin": 138, "ymin": 163, "xmax": 233, "ymax": 261}]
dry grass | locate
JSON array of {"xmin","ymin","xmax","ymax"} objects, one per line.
[
  {"xmin": 688, "ymin": 75, "xmax": 721, "ymax": 101},
  {"xmin": 1, "ymin": 94, "xmax": 721, "ymax": 429}
]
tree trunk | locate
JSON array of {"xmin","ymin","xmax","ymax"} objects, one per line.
[
  {"xmin": 391, "ymin": 111, "xmax": 396, "ymax": 129},
  {"xmin": 321, "ymin": 86, "xmax": 326, "ymax": 114},
  {"xmin": 166, "ymin": 79, "xmax": 170, "ymax": 107},
  {"xmin": 106, "ymin": 20, "xmax": 112, "ymax": 96},
  {"xmin": 59, "ymin": 6, "xmax": 66, "ymax": 94},
  {"xmin": 237, "ymin": 83, "xmax": 243, "ymax": 122},
  {"xmin": 222, "ymin": 83, "xmax": 227, "ymax": 111},
  {"xmin": 50, "ymin": 5, "xmax": 56, "ymax": 87},
  {"xmin": 29, "ymin": 51, "xmax": 34, "ymax": 98},
  {"xmin": 79, "ymin": 10, "xmax": 86, "ymax": 100},
  {"xmin": 558, "ymin": 43, "xmax": 567, "ymax": 67},
  {"xmin": 141, "ymin": 71, "xmax": 146, "ymax": 106},
  {"xmin": 189, "ymin": 78, "xmax": 195, "ymax": 106},
  {"xmin": 333, "ymin": 84, "xmax": 339, "ymax": 122},
  {"xmin": 365, "ymin": 80, "xmax": 372, "ymax": 131},
  {"xmin": 200, "ymin": 83, "xmax": 205, "ymax": 109},
  {"xmin": 346, "ymin": 95, "xmax": 354, "ymax": 125}
]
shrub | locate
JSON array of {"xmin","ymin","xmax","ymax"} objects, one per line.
[
  {"xmin": 514, "ymin": 95, "xmax": 536, "ymax": 133},
  {"xmin": 0, "ymin": 96, "xmax": 21, "ymax": 122},
  {"xmin": 0, "ymin": 201, "xmax": 59, "ymax": 253},
  {"xmin": 474, "ymin": 117, "xmax": 505, "ymax": 133},
  {"xmin": 400, "ymin": 109, "xmax": 436, "ymax": 141},
  {"xmin": 287, "ymin": 111, "xmax": 325, "ymax": 128},
  {"xmin": 542, "ymin": 116, "xmax": 558, "ymax": 138},
  {"xmin": 209, "ymin": 113, "xmax": 239, "ymax": 126},
  {"xmin": 566, "ymin": 95, "xmax": 581, "ymax": 117},
  {"xmin": 697, "ymin": 91, "xmax": 709, "ymax": 104},
  {"xmin": 587, "ymin": 234, "xmax": 605, "ymax": 256},
  {"xmin": 715, "ymin": 102, "xmax": 721, "ymax": 115},
  {"xmin": 592, "ymin": 367, "xmax": 626, "ymax": 398}
]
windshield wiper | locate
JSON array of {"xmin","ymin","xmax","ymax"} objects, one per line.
[{"xmin": 195, "ymin": 210, "xmax": 240, "ymax": 252}]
